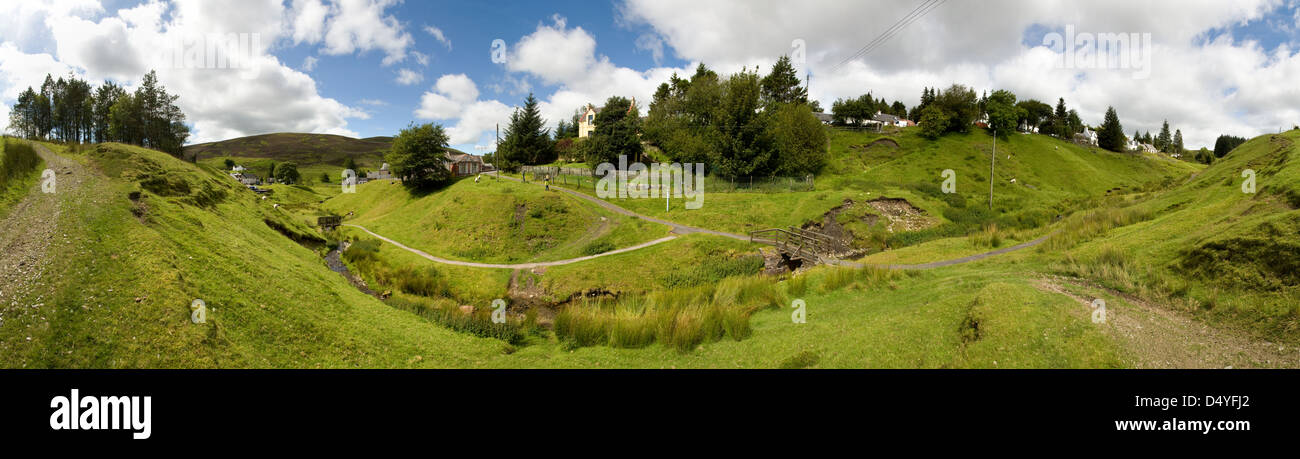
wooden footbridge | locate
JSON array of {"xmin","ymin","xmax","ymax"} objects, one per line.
[{"xmin": 748, "ymin": 227, "xmax": 836, "ymax": 264}]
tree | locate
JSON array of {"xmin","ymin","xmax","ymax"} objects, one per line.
[
  {"xmin": 267, "ymin": 162, "xmax": 277, "ymax": 182},
  {"xmin": 768, "ymin": 103, "xmax": 827, "ymax": 176},
  {"xmin": 342, "ymin": 156, "xmax": 357, "ymax": 172},
  {"xmin": 1212, "ymin": 135, "xmax": 1247, "ymax": 158},
  {"xmin": 320, "ymin": 171, "xmax": 330, "ymax": 183},
  {"xmin": 385, "ymin": 122, "xmax": 453, "ymax": 189},
  {"xmin": 582, "ymin": 96, "xmax": 643, "ymax": 168},
  {"xmin": 760, "ymin": 55, "xmax": 807, "ymax": 106},
  {"xmin": 275, "ymin": 162, "xmax": 301, "ymax": 185},
  {"xmin": 1156, "ymin": 120, "xmax": 1172, "ymax": 153},
  {"xmin": 1098, "ymin": 106, "xmax": 1126, "ymax": 152},
  {"xmin": 1172, "ymin": 129, "xmax": 1184, "ymax": 154},
  {"xmin": 984, "ymin": 89, "xmax": 1023, "ymax": 137},
  {"xmin": 497, "ymin": 93, "xmax": 554, "ymax": 168},
  {"xmin": 918, "ymin": 105, "xmax": 949, "ymax": 140},
  {"xmin": 224, "ymin": 158, "xmax": 235, "ymax": 169},
  {"xmin": 936, "ymin": 84, "xmax": 979, "ymax": 134},
  {"xmin": 1016, "ymin": 99, "xmax": 1053, "ymax": 132}
]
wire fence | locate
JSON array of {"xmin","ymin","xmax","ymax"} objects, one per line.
[{"xmin": 519, "ymin": 166, "xmax": 814, "ymax": 193}]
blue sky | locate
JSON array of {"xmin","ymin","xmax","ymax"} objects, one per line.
[{"xmin": 1, "ymin": 0, "xmax": 1299, "ymax": 150}]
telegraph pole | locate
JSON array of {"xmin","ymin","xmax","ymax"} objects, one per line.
[{"xmin": 989, "ymin": 129, "xmax": 996, "ymax": 210}]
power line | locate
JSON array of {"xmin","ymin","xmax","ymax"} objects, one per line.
[{"xmin": 828, "ymin": 0, "xmax": 948, "ymax": 73}]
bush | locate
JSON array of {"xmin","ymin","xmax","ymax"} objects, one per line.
[{"xmin": 581, "ymin": 241, "xmax": 616, "ymax": 256}]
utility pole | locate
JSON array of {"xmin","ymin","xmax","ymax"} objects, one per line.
[{"xmin": 989, "ymin": 129, "xmax": 996, "ymax": 210}]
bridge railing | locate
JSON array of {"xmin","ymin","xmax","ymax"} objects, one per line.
[{"xmin": 749, "ymin": 227, "xmax": 835, "ymax": 260}]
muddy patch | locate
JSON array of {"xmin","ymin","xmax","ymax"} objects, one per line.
[
  {"xmin": 325, "ymin": 244, "xmax": 380, "ymax": 298},
  {"xmin": 867, "ymin": 197, "xmax": 934, "ymax": 233},
  {"xmin": 801, "ymin": 199, "xmax": 872, "ymax": 258}
]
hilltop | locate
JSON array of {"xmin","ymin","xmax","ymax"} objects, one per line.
[{"xmin": 184, "ymin": 133, "xmax": 394, "ymax": 168}]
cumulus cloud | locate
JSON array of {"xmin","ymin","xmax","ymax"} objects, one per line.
[
  {"xmin": 414, "ymin": 73, "xmax": 512, "ymax": 145},
  {"xmin": 320, "ymin": 0, "xmax": 413, "ymax": 65},
  {"xmin": 506, "ymin": 15, "xmax": 598, "ymax": 85},
  {"xmin": 1, "ymin": 0, "xmax": 373, "ymax": 143},
  {"xmin": 394, "ymin": 68, "xmax": 422, "ymax": 85},
  {"xmin": 619, "ymin": 0, "xmax": 1299, "ymax": 147}
]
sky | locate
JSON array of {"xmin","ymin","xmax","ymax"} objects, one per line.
[{"xmin": 1, "ymin": 0, "xmax": 1299, "ymax": 152}]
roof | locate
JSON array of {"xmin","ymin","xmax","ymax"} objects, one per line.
[
  {"xmin": 447, "ymin": 153, "xmax": 483, "ymax": 164},
  {"xmin": 873, "ymin": 113, "xmax": 901, "ymax": 123},
  {"xmin": 814, "ymin": 113, "xmax": 834, "ymax": 122}
]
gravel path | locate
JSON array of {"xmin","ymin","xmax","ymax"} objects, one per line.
[
  {"xmin": 0, "ymin": 142, "xmax": 87, "ymax": 320},
  {"xmin": 344, "ymin": 223, "xmax": 678, "ymax": 269}
]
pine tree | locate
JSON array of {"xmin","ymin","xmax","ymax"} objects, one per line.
[
  {"xmin": 497, "ymin": 93, "xmax": 554, "ymax": 169},
  {"xmin": 1156, "ymin": 120, "xmax": 1172, "ymax": 153},
  {"xmin": 1173, "ymin": 129, "xmax": 1184, "ymax": 154},
  {"xmin": 760, "ymin": 55, "xmax": 807, "ymax": 106},
  {"xmin": 1098, "ymin": 106, "xmax": 1126, "ymax": 152}
]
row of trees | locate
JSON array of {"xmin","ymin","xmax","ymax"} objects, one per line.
[
  {"xmin": 7, "ymin": 70, "xmax": 190, "ymax": 156},
  {"xmin": 830, "ymin": 94, "xmax": 907, "ymax": 125},
  {"xmin": 641, "ymin": 57, "xmax": 827, "ymax": 177}
]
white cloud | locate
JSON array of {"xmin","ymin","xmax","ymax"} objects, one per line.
[
  {"xmin": 506, "ymin": 15, "xmax": 598, "ymax": 85},
  {"xmin": 302, "ymin": 55, "xmax": 318, "ymax": 71},
  {"xmin": 395, "ymin": 68, "xmax": 422, "ymax": 85},
  {"xmin": 618, "ymin": 0, "xmax": 1299, "ymax": 148},
  {"xmin": 411, "ymin": 50, "xmax": 429, "ymax": 66},
  {"xmin": 424, "ymin": 24, "xmax": 452, "ymax": 50},
  {"xmin": 2, "ymin": 0, "xmax": 369, "ymax": 143},
  {"xmin": 288, "ymin": 0, "xmax": 328, "ymax": 45},
  {"xmin": 321, "ymin": 0, "xmax": 413, "ymax": 65}
]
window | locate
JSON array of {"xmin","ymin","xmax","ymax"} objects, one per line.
[{"xmin": 587, "ymin": 114, "xmax": 594, "ymax": 123}]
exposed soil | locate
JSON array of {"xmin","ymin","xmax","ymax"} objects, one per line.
[
  {"xmin": 801, "ymin": 199, "xmax": 872, "ymax": 258},
  {"xmin": 1034, "ymin": 276, "xmax": 1300, "ymax": 369},
  {"xmin": 867, "ymin": 197, "xmax": 934, "ymax": 233}
]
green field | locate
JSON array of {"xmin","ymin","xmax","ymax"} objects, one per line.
[{"xmin": 3, "ymin": 126, "xmax": 1296, "ymax": 369}]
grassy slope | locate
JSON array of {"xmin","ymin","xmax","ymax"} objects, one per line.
[
  {"xmin": 323, "ymin": 176, "xmax": 670, "ymax": 264},
  {"xmin": 1060, "ymin": 129, "xmax": 1300, "ymax": 339},
  {"xmin": 0, "ymin": 143, "xmax": 515, "ymax": 368}
]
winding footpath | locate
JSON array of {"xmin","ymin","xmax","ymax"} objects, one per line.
[{"xmin": 346, "ymin": 172, "xmax": 1053, "ymax": 271}]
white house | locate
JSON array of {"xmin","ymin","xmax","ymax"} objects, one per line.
[
  {"xmin": 366, "ymin": 163, "xmax": 394, "ymax": 180},
  {"xmin": 1074, "ymin": 128, "xmax": 1099, "ymax": 146},
  {"xmin": 232, "ymin": 165, "xmax": 246, "ymax": 172},
  {"xmin": 873, "ymin": 111, "xmax": 910, "ymax": 128}
]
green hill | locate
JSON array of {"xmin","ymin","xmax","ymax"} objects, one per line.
[
  {"xmin": 1052, "ymin": 129, "xmax": 1300, "ymax": 339},
  {"xmin": 0, "ymin": 142, "xmax": 515, "ymax": 368},
  {"xmin": 324, "ymin": 176, "xmax": 670, "ymax": 264}
]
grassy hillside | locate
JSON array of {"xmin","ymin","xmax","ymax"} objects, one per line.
[
  {"xmin": 185, "ymin": 132, "xmax": 393, "ymax": 166},
  {"xmin": 0, "ymin": 142, "xmax": 517, "ymax": 368},
  {"xmin": 324, "ymin": 176, "xmax": 671, "ymax": 264},
  {"xmin": 550, "ymin": 127, "xmax": 1197, "ymax": 258},
  {"xmin": 3, "ymin": 139, "xmax": 1282, "ymax": 368},
  {"xmin": 1050, "ymin": 129, "xmax": 1300, "ymax": 340}
]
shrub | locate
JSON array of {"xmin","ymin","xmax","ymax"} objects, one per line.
[{"xmin": 581, "ymin": 241, "xmax": 616, "ymax": 256}]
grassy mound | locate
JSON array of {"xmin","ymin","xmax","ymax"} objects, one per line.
[{"xmin": 324, "ymin": 177, "xmax": 670, "ymax": 264}]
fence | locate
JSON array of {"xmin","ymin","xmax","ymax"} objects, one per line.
[{"xmin": 519, "ymin": 166, "xmax": 814, "ymax": 193}]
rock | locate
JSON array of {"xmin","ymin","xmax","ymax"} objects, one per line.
[{"xmin": 458, "ymin": 305, "xmax": 475, "ymax": 315}]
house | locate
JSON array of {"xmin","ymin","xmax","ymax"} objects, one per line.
[
  {"xmin": 814, "ymin": 113, "xmax": 834, "ymax": 125},
  {"xmin": 445, "ymin": 153, "xmax": 485, "ymax": 177},
  {"xmin": 238, "ymin": 173, "xmax": 262, "ymax": 186},
  {"xmin": 872, "ymin": 111, "xmax": 909, "ymax": 128},
  {"xmin": 366, "ymin": 163, "xmax": 393, "ymax": 180},
  {"xmin": 232, "ymin": 165, "xmax": 246, "ymax": 172},
  {"xmin": 1074, "ymin": 128, "xmax": 1099, "ymax": 146},
  {"xmin": 577, "ymin": 97, "xmax": 635, "ymax": 138},
  {"xmin": 1018, "ymin": 121, "xmax": 1039, "ymax": 134},
  {"xmin": 578, "ymin": 104, "xmax": 599, "ymax": 138}
]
